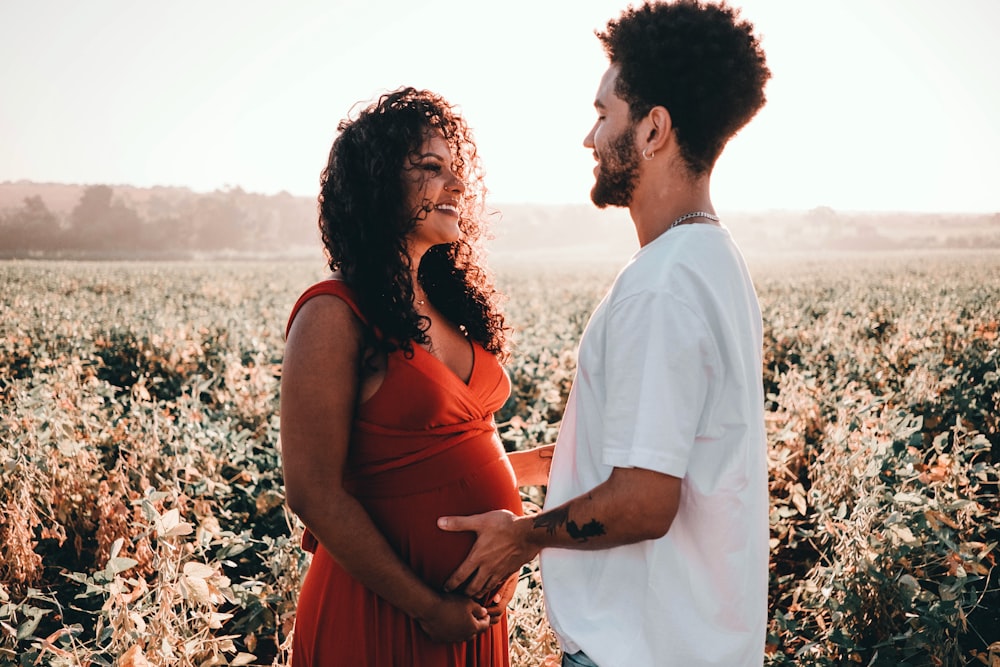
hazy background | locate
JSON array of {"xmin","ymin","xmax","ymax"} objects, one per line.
[
  {"xmin": 2, "ymin": 0, "xmax": 999, "ymax": 215},
  {"xmin": 1, "ymin": 180, "xmax": 996, "ymax": 265},
  {"xmin": 2, "ymin": 1, "xmax": 999, "ymax": 267}
]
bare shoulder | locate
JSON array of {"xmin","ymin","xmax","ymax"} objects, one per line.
[
  {"xmin": 284, "ymin": 294, "xmax": 366, "ymax": 371},
  {"xmin": 288, "ymin": 293, "xmax": 362, "ymax": 342}
]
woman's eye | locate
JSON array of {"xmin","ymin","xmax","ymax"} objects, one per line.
[{"xmin": 422, "ymin": 163, "xmax": 442, "ymax": 173}]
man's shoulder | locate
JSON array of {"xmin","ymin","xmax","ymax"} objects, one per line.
[
  {"xmin": 625, "ymin": 228, "xmax": 747, "ymax": 282},
  {"xmin": 610, "ymin": 243, "xmax": 693, "ymax": 301}
]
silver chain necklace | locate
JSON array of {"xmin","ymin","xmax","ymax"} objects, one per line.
[{"xmin": 669, "ymin": 211, "xmax": 720, "ymax": 230}]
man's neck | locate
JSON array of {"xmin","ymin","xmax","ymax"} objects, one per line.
[{"xmin": 628, "ymin": 173, "xmax": 715, "ymax": 247}]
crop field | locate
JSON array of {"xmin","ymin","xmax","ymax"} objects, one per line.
[{"xmin": 1, "ymin": 250, "xmax": 999, "ymax": 666}]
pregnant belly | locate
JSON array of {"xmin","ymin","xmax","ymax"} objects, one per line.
[{"xmin": 359, "ymin": 445, "xmax": 522, "ymax": 591}]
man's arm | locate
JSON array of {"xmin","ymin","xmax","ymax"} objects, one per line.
[{"xmin": 438, "ymin": 466, "xmax": 682, "ymax": 600}]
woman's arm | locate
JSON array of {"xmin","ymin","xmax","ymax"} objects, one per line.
[
  {"xmin": 281, "ymin": 295, "xmax": 490, "ymax": 643},
  {"xmin": 507, "ymin": 444, "xmax": 554, "ymax": 487}
]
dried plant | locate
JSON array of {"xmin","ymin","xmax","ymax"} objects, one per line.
[{"xmin": 1, "ymin": 252, "xmax": 999, "ymax": 666}]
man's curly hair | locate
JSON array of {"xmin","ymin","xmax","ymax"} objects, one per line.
[
  {"xmin": 318, "ymin": 87, "xmax": 508, "ymax": 360},
  {"xmin": 598, "ymin": 0, "xmax": 771, "ymax": 175}
]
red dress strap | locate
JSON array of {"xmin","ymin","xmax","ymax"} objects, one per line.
[{"xmin": 285, "ymin": 279, "xmax": 370, "ymax": 339}]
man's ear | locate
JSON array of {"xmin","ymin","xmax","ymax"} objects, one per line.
[{"xmin": 643, "ymin": 106, "xmax": 672, "ymax": 155}]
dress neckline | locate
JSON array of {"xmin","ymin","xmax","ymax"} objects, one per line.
[{"xmin": 411, "ymin": 338, "xmax": 478, "ymax": 388}]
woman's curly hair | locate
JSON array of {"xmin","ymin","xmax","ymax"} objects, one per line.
[
  {"xmin": 318, "ymin": 87, "xmax": 509, "ymax": 360},
  {"xmin": 598, "ymin": 0, "xmax": 771, "ymax": 175}
]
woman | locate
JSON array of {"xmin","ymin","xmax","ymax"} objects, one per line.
[{"xmin": 281, "ymin": 87, "xmax": 550, "ymax": 666}]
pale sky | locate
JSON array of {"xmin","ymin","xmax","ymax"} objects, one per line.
[{"xmin": 1, "ymin": 0, "xmax": 998, "ymax": 213}]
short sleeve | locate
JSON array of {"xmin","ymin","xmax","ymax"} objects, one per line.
[{"xmin": 601, "ymin": 290, "xmax": 720, "ymax": 477}]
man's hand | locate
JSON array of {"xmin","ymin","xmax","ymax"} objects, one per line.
[
  {"xmin": 437, "ymin": 510, "xmax": 539, "ymax": 600},
  {"xmin": 416, "ymin": 593, "xmax": 491, "ymax": 643}
]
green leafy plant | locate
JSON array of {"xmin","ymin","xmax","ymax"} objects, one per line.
[{"xmin": 1, "ymin": 251, "xmax": 998, "ymax": 666}]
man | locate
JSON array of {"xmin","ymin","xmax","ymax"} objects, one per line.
[{"xmin": 438, "ymin": 2, "xmax": 771, "ymax": 665}]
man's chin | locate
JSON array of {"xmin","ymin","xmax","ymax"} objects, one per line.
[{"xmin": 590, "ymin": 186, "xmax": 628, "ymax": 209}]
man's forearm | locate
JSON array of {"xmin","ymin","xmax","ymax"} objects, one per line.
[
  {"xmin": 521, "ymin": 466, "xmax": 682, "ymax": 551},
  {"xmin": 438, "ymin": 466, "xmax": 682, "ymax": 599}
]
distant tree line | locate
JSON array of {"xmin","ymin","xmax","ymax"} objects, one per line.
[
  {"xmin": 2, "ymin": 183, "xmax": 998, "ymax": 259},
  {"xmin": 0, "ymin": 185, "xmax": 320, "ymax": 258}
]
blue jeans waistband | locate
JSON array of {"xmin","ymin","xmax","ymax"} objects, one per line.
[{"xmin": 562, "ymin": 650, "xmax": 600, "ymax": 667}]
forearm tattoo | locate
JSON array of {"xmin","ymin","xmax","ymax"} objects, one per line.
[{"xmin": 533, "ymin": 506, "xmax": 607, "ymax": 542}]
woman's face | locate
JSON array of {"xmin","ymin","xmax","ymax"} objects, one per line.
[{"xmin": 402, "ymin": 131, "xmax": 466, "ymax": 256}]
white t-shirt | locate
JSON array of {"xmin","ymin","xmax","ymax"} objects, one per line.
[{"xmin": 540, "ymin": 224, "xmax": 769, "ymax": 667}]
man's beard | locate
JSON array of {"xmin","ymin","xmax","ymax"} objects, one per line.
[{"xmin": 590, "ymin": 125, "xmax": 640, "ymax": 208}]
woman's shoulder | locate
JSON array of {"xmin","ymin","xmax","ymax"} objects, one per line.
[
  {"xmin": 296, "ymin": 277, "xmax": 360, "ymax": 306},
  {"xmin": 285, "ymin": 278, "xmax": 367, "ymax": 339}
]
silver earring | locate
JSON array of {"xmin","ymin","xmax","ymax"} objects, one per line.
[{"xmin": 642, "ymin": 148, "xmax": 655, "ymax": 161}]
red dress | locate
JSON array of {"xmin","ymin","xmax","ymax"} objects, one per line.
[{"xmin": 286, "ymin": 280, "xmax": 521, "ymax": 666}]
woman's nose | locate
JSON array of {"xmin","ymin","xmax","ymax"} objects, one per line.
[{"xmin": 446, "ymin": 171, "xmax": 466, "ymax": 193}]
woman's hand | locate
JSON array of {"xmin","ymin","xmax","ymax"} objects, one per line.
[
  {"xmin": 416, "ymin": 593, "xmax": 491, "ymax": 643},
  {"xmin": 507, "ymin": 444, "xmax": 555, "ymax": 487},
  {"xmin": 485, "ymin": 573, "xmax": 518, "ymax": 625}
]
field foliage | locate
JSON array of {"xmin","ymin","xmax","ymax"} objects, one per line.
[{"xmin": 1, "ymin": 251, "xmax": 999, "ymax": 666}]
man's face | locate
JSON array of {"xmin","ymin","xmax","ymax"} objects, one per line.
[{"xmin": 584, "ymin": 65, "xmax": 641, "ymax": 208}]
